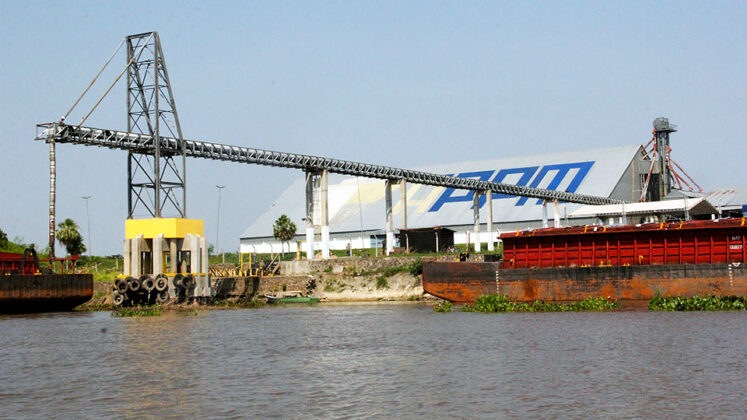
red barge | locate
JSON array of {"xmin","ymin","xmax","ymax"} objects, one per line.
[{"xmin": 423, "ymin": 218, "xmax": 747, "ymax": 303}]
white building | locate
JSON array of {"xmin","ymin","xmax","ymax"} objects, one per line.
[{"xmin": 240, "ymin": 144, "xmax": 652, "ymax": 254}]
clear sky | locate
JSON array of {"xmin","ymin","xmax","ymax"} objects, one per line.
[{"xmin": 1, "ymin": 1, "xmax": 745, "ymax": 255}]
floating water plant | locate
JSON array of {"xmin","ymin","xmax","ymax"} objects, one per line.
[
  {"xmin": 111, "ymin": 307, "xmax": 163, "ymax": 317},
  {"xmin": 458, "ymin": 294, "xmax": 619, "ymax": 313},
  {"xmin": 649, "ymin": 295, "xmax": 746, "ymax": 311},
  {"xmin": 433, "ymin": 301, "xmax": 452, "ymax": 312}
]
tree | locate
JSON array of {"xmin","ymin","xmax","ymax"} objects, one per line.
[
  {"xmin": 272, "ymin": 214, "xmax": 297, "ymax": 257},
  {"xmin": 0, "ymin": 228, "xmax": 8, "ymax": 249},
  {"xmin": 55, "ymin": 218, "xmax": 87, "ymax": 256}
]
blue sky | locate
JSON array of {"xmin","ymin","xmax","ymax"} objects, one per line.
[{"xmin": 1, "ymin": 1, "xmax": 745, "ymax": 255}]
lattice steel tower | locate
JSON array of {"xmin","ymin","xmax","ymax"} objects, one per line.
[{"xmin": 126, "ymin": 32, "xmax": 186, "ymax": 218}]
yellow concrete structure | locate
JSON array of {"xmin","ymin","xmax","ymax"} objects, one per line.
[
  {"xmin": 123, "ymin": 218, "xmax": 211, "ymax": 299},
  {"xmin": 125, "ymin": 218, "xmax": 203, "ymax": 239}
]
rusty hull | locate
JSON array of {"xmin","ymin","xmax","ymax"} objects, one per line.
[
  {"xmin": 423, "ymin": 262, "xmax": 500, "ymax": 303},
  {"xmin": 423, "ymin": 261, "xmax": 747, "ymax": 303},
  {"xmin": 0, "ymin": 274, "xmax": 93, "ymax": 313}
]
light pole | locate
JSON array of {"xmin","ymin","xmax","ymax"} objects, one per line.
[
  {"xmin": 216, "ymin": 185, "xmax": 225, "ymax": 263},
  {"xmin": 82, "ymin": 196, "xmax": 92, "ymax": 257}
]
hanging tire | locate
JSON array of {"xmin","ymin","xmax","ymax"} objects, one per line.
[
  {"xmin": 173, "ymin": 274, "xmax": 184, "ymax": 288},
  {"xmin": 141, "ymin": 275, "xmax": 156, "ymax": 292},
  {"xmin": 183, "ymin": 274, "xmax": 196, "ymax": 289},
  {"xmin": 112, "ymin": 291, "xmax": 125, "ymax": 306},
  {"xmin": 155, "ymin": 274, "xmax": 168, "ymax": 292},
  {"xmin": 128, "ymin": 276, "xmax": 142, "ymax": 293},
  {"xmin": 156, "ymin": 290, "xmax": 169, "ymax": 304},
  {"xmin": 115, "ymin": 278, "xmax": 129, "ymax": 294}
]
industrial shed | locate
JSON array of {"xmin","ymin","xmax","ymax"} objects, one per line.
[{"xmin": 240, "ymin": 144, "xmax": 651, "ymax": 254}]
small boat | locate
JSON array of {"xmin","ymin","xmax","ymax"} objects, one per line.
[
  {"xmin": 263, "ymin": 291, "xmax": 319, "ymax": 304},
  {"xmin": 265, "ymin": 295, "xmax": 320, "ymax": 304}
]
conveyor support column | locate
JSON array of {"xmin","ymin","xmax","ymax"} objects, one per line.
[
  {"xmin": 399, "ymin": 179, "xmax": 407, "ymax": 230},
  {"xmin": 305, "ymin": 171, "xmax": 315, "ymax": 260},
  {"xmin": 320, "ymin": 169, "xmax": 330, "ymax": 259},
  {"xmin": 553, "ymin": 199, "xmax": 561, "ymax": 228},
  {"xmin": 486, "ymin": 190, "xmax": 494, "ymax": 251},
  {"xmin": 473, "ymin": 191, "xmax": 481, "ymax": 253},
  {"xmin": 385, "ymin": 179, "xmax": 394, "ymax": 255}
]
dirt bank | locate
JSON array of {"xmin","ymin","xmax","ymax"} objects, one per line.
[{"xmin": 81, "ymin": 256, "xmax": 438, "ymax": 310}]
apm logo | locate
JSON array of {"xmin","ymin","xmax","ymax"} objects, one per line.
[{"xmin": 429, "ymin": 161, "xmax": 594, "ymax": 211}]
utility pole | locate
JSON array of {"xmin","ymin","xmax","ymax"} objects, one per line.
[
  {"xmin": 216, "ymin": 185, "xmax": 225, "ymax": 264},
  {"xmin": 82, "ymin": 196, "xmax": 92, "ymax": 257}
]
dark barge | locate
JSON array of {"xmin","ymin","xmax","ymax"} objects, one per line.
[
  {"xmin": 423, "ymin": 218, "xmax": 747, "ymax": 303},
  {"xmin": 0, "ymin": 250, "xmax": 93, "ymax": 313}
]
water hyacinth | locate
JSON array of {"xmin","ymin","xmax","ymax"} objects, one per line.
[
  {"xmin": 433, "ymin": 301, "xmax": 453, "ymax": 313},
  {"xmin": 111, "ymin": 307, "xmax": 163, "ymax": 317},
  {"xmin": 449, "ymin": 294, "xmax": 619, "ymax": 313},
  {"xmin": 649, "ymin": 295, "xmax": 746, "ymax": 311}
]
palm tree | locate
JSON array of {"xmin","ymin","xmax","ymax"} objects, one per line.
[
  {"xmin": 56, "ymin": 218, "xmax": 86, "ymax": 256},
  {"xmin": 272, "ymin": 215, "xmax": 297, "ymax": 258}
]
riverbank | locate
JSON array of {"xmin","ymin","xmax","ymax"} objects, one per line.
[{"xmin": 81, "ymin": 256, "xmax": 436, "ymax": 310}]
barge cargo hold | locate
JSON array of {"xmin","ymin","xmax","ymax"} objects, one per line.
[{"xmin": 423, "ymin": 218, "xmax": 747, "ymax": 303}]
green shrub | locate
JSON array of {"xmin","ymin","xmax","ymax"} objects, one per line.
[
  {"xmin": 375, "ymin": 276, "xmax": 389, "ymax": 289},
  {"xmin": 408, "ymin": 258, "xmax": 423, "ymax": 276}
]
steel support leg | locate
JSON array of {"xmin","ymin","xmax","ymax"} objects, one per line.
[
  {"xmin": 553, "ymin": 199, "xmax": 561, "ymax": 228},
  {"xmin": 542, "ymin": 200, "xmax": 549, "ymax": 228}
]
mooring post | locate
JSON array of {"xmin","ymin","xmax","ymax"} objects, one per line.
[
  {"xmin": 473, "ymin": 191, "xmax": 481, "ymax": 253},
  {"xmin": 385, "ymin": 179, "xmax": 394, "ymax": 255},
  {"xmin": 486, "ymin": 190, "xmax": 494, "ymax": 251}
]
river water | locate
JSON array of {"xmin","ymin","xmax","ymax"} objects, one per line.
[{"xmin": 1, "ymin": 304, "xmax": 745, "ymax": 419}]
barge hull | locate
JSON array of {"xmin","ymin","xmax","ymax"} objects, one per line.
[
  {"xmin": 0, "ymin": 274, "xmax": 93, "ymax": 313},
  {"xmin": 423, "ymin": 262, "xmax": 747, "ymax": 303}
]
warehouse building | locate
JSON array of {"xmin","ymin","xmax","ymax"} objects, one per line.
[{"xmin": 239, "ymin": 144, "xmax": 655, "ymax": 255}]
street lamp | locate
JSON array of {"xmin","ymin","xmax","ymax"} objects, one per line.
[
  {"xmin": 82, "ymin": 196, "xmax": 92, "ymax": 257},
  {"xmin": 216, "ymin": 185, "xmax": 226, "ymax": 263}
]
